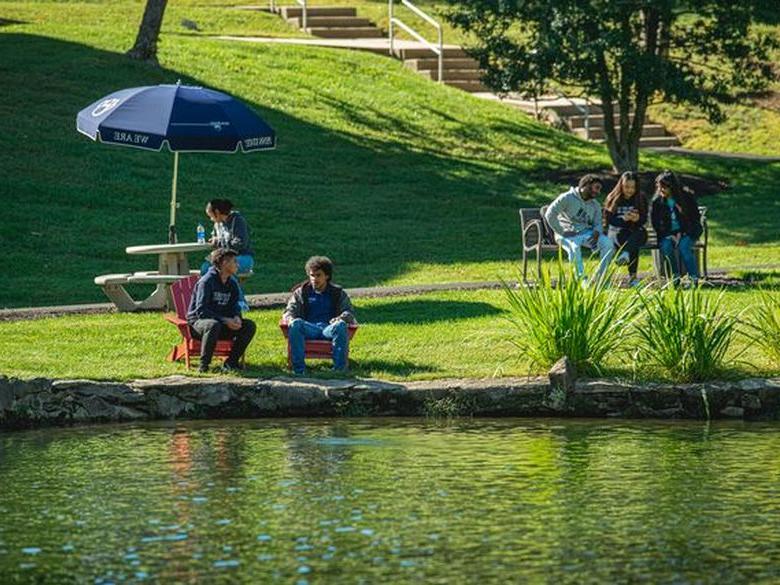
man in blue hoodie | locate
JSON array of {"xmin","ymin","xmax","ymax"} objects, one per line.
[{"xmin": 187, "ymin": 249, "xmax": 256, "ymax": 373}]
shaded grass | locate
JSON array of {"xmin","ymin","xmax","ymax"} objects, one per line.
[{"xmin": 0, "ymin": 289, "xmax": 776, "ymax": 382}]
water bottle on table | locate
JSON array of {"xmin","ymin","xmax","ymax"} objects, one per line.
[{"xmin": 196, "ymin": 223, "xmax": 206, "ymax": 244}]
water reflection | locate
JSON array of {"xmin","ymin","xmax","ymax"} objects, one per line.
[{"xmin": 1, "ymin": 419, "xmax": 779, "ymax": 582}]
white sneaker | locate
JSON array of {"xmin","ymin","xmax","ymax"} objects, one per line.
[{"xmin": 615, "ymin": 251, "xmax": 630, "ymax": 266}]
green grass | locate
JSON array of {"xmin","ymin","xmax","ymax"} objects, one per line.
[
  {"xmin": 1, "ymin": 0, "xmax": 778, "ymax": 309},
  {"xmin": 0, "ymin": 289, "xmax": 776, "ymax": 382}
]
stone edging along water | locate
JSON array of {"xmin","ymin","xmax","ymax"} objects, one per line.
[{"xmin": 1, "ymin": 368, "xmax": 779, "ymax": 430}]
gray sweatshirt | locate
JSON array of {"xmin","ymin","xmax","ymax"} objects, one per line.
[{"xmin": 544, "ymin": 186, "xmax": 602, "ymax": 237}]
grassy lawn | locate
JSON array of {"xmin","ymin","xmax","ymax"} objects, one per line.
[
  {"xmin": 0, "ymin": 288, "xmax": 777, "ymax": 382},
  {"xmin": 1, "ymin": 0, "xmax": 778, "ymax": 310}
]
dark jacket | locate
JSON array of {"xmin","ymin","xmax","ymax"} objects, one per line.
[
  {"xmin": 602, "ymin": 193, "xmax": 647, "ymax": 233},
  {"xmin": 186, "ymin": 267, "xmax": 240, "ymax": 323},
  {"xmin": 650, "ymin": 194, "xmax": 702, "ymax": 240},
  {"xmin": 283, "ymin": 282, "xmax": 356, "ymax": 324},
  {"xmin": 215, "ymin": 211, "xmax": 253, "ymax": 256}
]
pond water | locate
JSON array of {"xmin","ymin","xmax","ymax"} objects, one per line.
[{"xmin": 1, "ymin": 418, "xmax": 779, "ymax": 583}]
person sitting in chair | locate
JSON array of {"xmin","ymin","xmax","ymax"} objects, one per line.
[
  {"xmin": 282, "ymin": 256, "xmax": 356, "ymax": 375},
  {"xmin": 187, "ymin": 249, "xmax": 256, "ymax": 373}
]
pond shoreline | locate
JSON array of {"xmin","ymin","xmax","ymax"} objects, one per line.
[{"xmin": 1, "ymin": 373, "xmax": 779, "ymax": 430}]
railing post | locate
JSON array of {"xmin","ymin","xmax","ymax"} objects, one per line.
[
  {"xmin": 302, "ymin": 0, "xmax": 307, "ymax": 29},
  {"xmin": 437, "ymin": 25, "xmax": 443, "ymax": 84},
  {"xmin": 584, "ymin": 100, "xmax": 590, "ymax": 141},
  {"xmin": 388, "ymin": 0, "xmax": 394, "ymax": 57},
  {"xmin": 269, "ymin": 0, "xmax": 276, "ymax": 13}
]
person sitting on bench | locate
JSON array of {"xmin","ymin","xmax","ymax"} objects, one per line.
[
  {"xmin": 603, "ymin": 171, "xmax": 648, "ymax": 287},
  {"xmin": 544, "ymin": 174, "xmax": 615, "ymax": 283},
  {"xmin": 650, "ymin": 170, "xmax": 702, "ymax": 286},
  {"xmin": 200, "ymin": 198, "xmax": 254, "ymax": 311},
  {"xmin": 282, "ymin": 256, "xmax": 356, "ymax": 375},
  {"xmin": 187, "ymin": 249, "xmax": 256, "ymax": 373}
]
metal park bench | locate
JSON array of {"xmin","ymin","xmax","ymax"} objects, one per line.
[{"xmin": 519, "ymin": 205, "xmax": 709, "ymax": 283}]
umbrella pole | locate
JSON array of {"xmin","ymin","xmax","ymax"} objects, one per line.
[{"xmin": 169, "ymin": 151, "xmax": 179, "ymax": 244}]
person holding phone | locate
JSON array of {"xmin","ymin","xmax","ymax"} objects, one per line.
[{"xmin": 603, "ymin": 171, "xmax": 648, "ymax": 287}]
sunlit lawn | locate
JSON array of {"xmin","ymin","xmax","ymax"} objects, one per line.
[{"xmin": 0, "ymin": 288, "xmax": 777, "ymax": 382}]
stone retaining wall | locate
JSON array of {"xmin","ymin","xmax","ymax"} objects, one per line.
[{"xmin": 1, "ymin": 374, "xmax": 779, "ymax": 430}]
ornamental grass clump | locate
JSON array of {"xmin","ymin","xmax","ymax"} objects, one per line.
[
  {"xmin": 635, "ymin": 285, "xmax": 741, "ymax": 382},
  {"xmin": 744, "ymin": 289, "xmax": 780, "ymax": 363},
  {"xmin": 503, "ymin": 266, "xmax": 638, "ymax": 375}
]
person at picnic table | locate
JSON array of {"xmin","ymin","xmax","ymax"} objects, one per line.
[
  {"xmin": 544, "ymin": 173, "xmax": 615, "ymax": 283},
  {"xmin": 650, "ymin": 170, "xmax": 702, "ymax": 286},
  {"xmin": 200, "ymin": 198, "xmax": 253, "ymax": 311},
  {"xmin": 602, "ymin": 171, "xmax": 648, "ymax": 287},
  {"xmin": 187, "ymin": 249, "xmax": 256, "ymax": 373},
  {"xmin": 282, "ymin": 256, "xmax": 356, "ymax": 376}
]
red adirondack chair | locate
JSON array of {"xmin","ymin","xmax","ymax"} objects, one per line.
[
  {"xmin": 279, "ymin": 320, "xmax": 358, "ymax": 370},
  {"xmin": 164, "ymin": 274, "xmax": 241, "ymax": 369}
]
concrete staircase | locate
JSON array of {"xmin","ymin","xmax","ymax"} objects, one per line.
[
  {"xmin": 486, "ymin": 97, "xmax": 679, "ymax": 148},
  {"xmin": 394, "ymin": 47, "xmax": 488, "ymax": 93},
  {"xmin": 538, "ymin": 101, "xmax": 679, "ymax": 148},
  {"xmin": 279, "ymin": 6, "xmax": 383, "ymax": 38}
]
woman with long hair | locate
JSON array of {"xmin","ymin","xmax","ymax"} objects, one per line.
[
  {"xmin": 602, "ymin": 171, "xmax": 647, "ymax": 287},
  {"xmin": 650, "ymin": 171, "xmax": 702, "ymax": 285}
]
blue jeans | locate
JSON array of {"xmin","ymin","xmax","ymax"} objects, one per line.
[
  {"xmin": 200, "ymin": 255, "xmax": 254, "ymax": 311},
  {"xmin": 288, "ymin": 318, "xmax": 349, "ymax": 374},
  {"xmin": 660, "ymin": 235, "xmax": 698, "ymax": 281},
  {"xmin": 556, "ymin": 229, "xmax": 615, "ymax": 280}
]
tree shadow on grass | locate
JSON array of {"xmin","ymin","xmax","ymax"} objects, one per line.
[
  {"xmin": 357, "ymin": 299, "xmax": 503, "ymax": 324},
  {"xmin": 2, "ymin": 32, "xmax": 776, "ymax": 309}
]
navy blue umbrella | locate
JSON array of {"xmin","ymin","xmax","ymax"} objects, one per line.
[{"xmin": 77, "ymin": 82, "xmax": 276, "ymax": 242}]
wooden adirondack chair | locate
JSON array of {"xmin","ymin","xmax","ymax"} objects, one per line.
[
  {"xmin": 279, "ymin": 320, "xmax": 358, "ymax": 370},
  {"xmin": 164, "ymin": 274, "xmax": 241, "ymax": 369}
]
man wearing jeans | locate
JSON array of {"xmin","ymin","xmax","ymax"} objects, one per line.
[
  {"xmin": 282, "ymin": 256, "xmax": 356, "ymax": 375},
  {"xmin": 187, "ymin": 249, "xmax": 256, "ymax": 373},
  {"xmin": 544, "ymin": 174, "xmax": 615, "ymax": 283}
]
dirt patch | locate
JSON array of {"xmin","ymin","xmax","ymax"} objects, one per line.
[
  {"xmin": 535, "ymin": 169, "xmax": 729, "ymax": 198},
  {"xmin": 753, "ymin": 89, "xmax": 780, "ymax": 113}
]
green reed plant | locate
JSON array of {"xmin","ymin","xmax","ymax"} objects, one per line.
[
  {"xmin": 635, "ymin": 285, "xmax": 742, "ymax": 382},
  {"xmin": 502, "ymin": 265, "xmax": 639, "ymax": 375},
  {"xmin": 744, "ymin": 289, "xmax": 780, "ymax": 363}
]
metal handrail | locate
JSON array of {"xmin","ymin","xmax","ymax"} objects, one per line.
[
  {"xmin": 389, "ymin": 0, "xmax": 443, "ymax": 84},
  {"xmin": 269, "ymin": 0, "xmax": 276, "ymax": 13},
  {"xmin": 295, "ymin": 0, "xmax": 307, "ymax": 29},
  {"xmin": 535, "ymin": 89, "xmax": 591, "ymax": 140}
]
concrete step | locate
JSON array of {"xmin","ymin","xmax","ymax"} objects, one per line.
[
  {"xmin": 419, "ymin": 68, "xmax": 483, "ymax": 81},
  {"xmin": 405, "ymin": 57, "xmax": 479, "ymax": 71},
  {"xmin": 639, "ymin": 135, "xmax": 680, "ymax": 148},
  {"xmin": 544, "ymin": 103, "xmax": 609, "ymax": 117},
  {"xmin": 394, "ymin": 47, "xmax": 468, "ymax": 60},
  {"xmin": 444, "ymin": 79, "xmax": 490, "ymax": 92},
  {"xmin": 568, "ymin": 113, "xmax": 634, "ymax": 128},
  {"xmin": 280, "ymin": 6, "xmax": 356, "ymax": 18},
  {"xmin": 306, "ymin": 26, "xmax": 384, "ymax": 38},
  {"xmin": 572, "ymin": 124, "xmax": 668, "ymax": 140},
  {"xmin": 289, "ymin": 15, "xmax": 373, "ymax": 27}
]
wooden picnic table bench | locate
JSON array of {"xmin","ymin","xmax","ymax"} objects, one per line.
[{"xmin": 519, "ymin": 205, "xmax": 709, "ymax": 283}]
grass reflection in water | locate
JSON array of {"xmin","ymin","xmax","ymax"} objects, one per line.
[{"xmin": 1, "ymin": 419, "xmax": 780, "ymax": 582}]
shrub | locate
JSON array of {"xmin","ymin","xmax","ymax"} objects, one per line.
[
  {"xmin": 635, "ymin": 285, "xmax": 741, "ymax": 382},
  {"xmin": 502, "ymin": 266, "xmax": 638, "ymax": 375},
  {"xmin": 744, "ymin": 289, "xmax": 780, "ymax": 363}
]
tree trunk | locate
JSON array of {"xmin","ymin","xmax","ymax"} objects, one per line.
[{"xmin": 127, "ymin": 0, "xmax": 168, "ymax": 62}]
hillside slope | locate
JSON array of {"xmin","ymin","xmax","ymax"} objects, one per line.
[{"xmin": 0, "ymin": 1, "xmax": 778, "ymax": 308}]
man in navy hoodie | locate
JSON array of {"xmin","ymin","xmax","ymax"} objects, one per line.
[{"xmin": 187, "ymin": 249, "xmax": 256, "ymax": 373}]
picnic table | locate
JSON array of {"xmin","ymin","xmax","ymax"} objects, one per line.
[{"xmin": 94, "ymin": 242, "xmax": 212, "ymax": 312}]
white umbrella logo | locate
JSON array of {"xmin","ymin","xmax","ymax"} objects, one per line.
[{"xmin": 91, "ymin": 98, "xmax": 122, "ymax": 117}]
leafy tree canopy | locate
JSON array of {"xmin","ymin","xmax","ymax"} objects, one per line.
[{"xmin": 444, "ymin": 0, "xmax": 778, "ymax": 171}]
